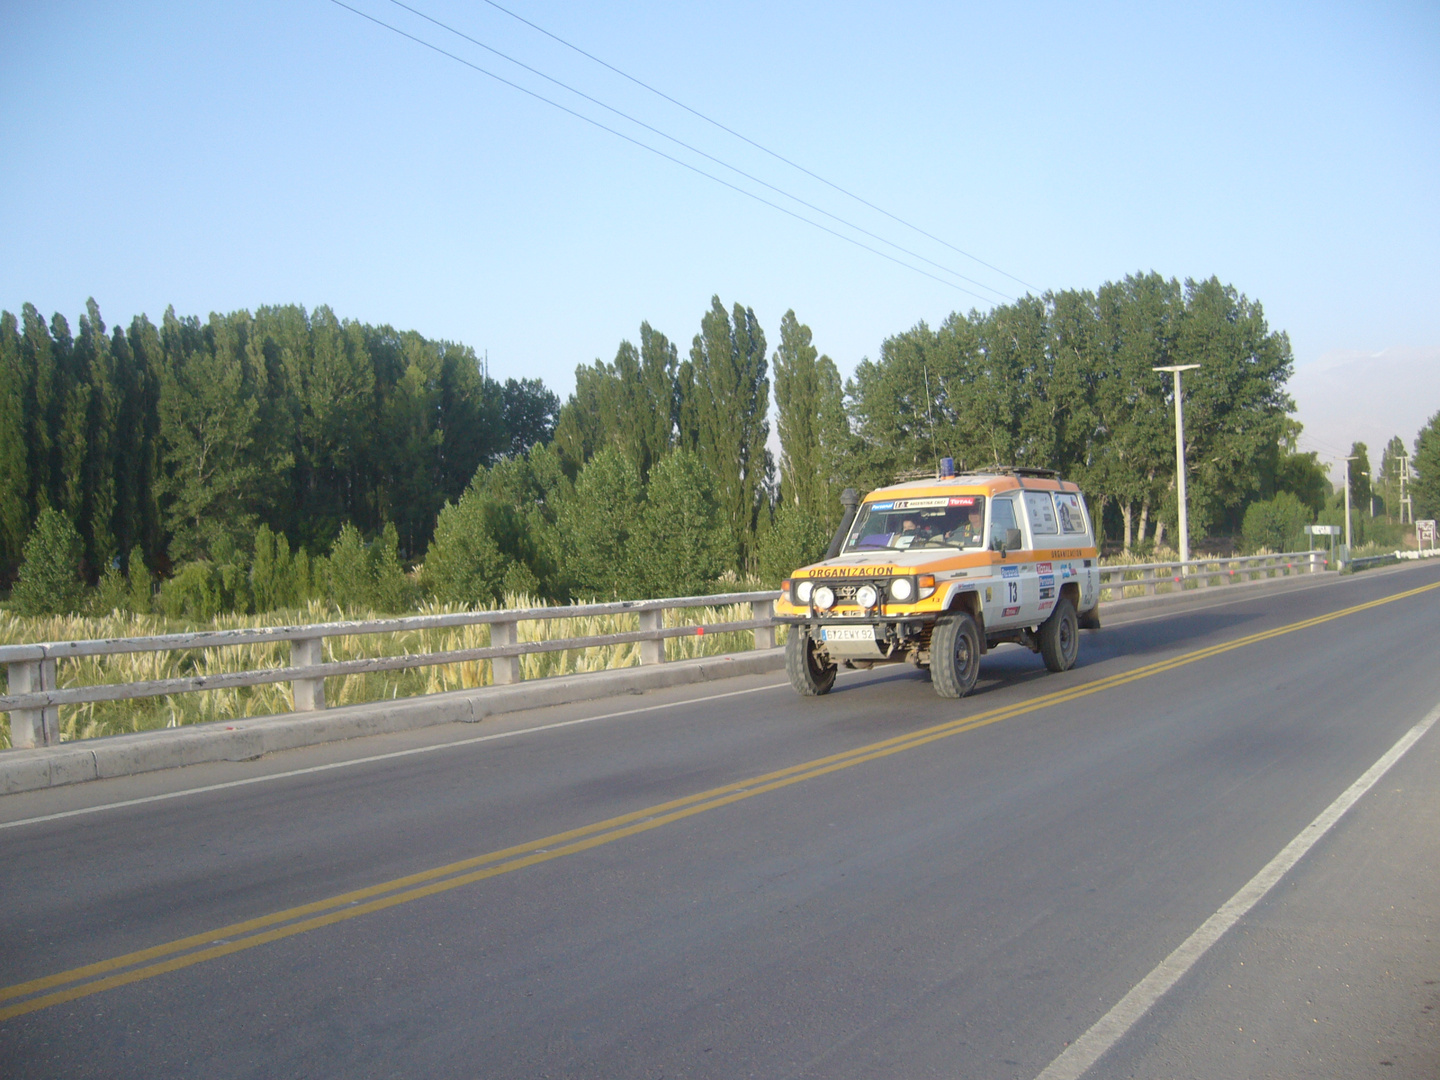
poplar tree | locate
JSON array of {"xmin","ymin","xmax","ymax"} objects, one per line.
[
  {"xmin": 680, "ymin": 297, "xmax": 770, "ymax": 571},
  {"xmin": 0, "ymin": 313, "xmax": 29, "ymax": 575},
  {"xmin": 1413, "ymin": 412, "xmax": 1440, "ymax": 520},
  {"xmin": 772, "ymin": 310, "xmax": 848, "ymax": 528}
]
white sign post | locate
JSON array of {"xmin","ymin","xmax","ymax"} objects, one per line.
[
  {"xmin": 1418, "ymin": 520, "xmax": 1437, "ymax": 551},
  {"xmin": 1306, "ymin": 524, "xmax": 1341, "ymax": 568}
]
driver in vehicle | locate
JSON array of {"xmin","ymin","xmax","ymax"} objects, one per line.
[{"xmin": 947, "ymin": 505, "xmax": 984, "ymax": 547}]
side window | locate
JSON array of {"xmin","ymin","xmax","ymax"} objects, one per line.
[
  {"xmin": 1023, "ymin": 491, "xmax": 1058, "ymax": 535},
  {"xmin": 1053, "ymin": 492, "xmax": 1088, "ymax": 535},
  {"xmin": 990, "ymin": 496, "xmax": 1020, "ymax": 549}
]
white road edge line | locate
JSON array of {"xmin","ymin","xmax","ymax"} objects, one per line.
[
  {"xmin": 0, "ymin": 681, "xmax": 791, "ymax": 831},
  {"xmin": 1032, "ymin": 696, "xmax": 1440, "ymax": 1080}
]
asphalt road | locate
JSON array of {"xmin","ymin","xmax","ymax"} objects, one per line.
[{"xmin": 2, "ymin": 563, "xmax": 1437, "ymax": 1079}]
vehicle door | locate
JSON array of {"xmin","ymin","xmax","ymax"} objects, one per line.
[
  {"xmin": 985, "ymin": 493, "xmax": 1026, "ymax": 628},
  {"xmin": 1019, "ymin": 490, "xmax": 1061, "ymax": 625}
]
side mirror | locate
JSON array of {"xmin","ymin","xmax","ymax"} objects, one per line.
[{"xmin": 1006, "ymin": 528, "xmax": 1023, "ymax": 552}]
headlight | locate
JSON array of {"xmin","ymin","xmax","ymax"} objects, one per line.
[
  {"xmin": 813, "ymin": 585, "xmax": 835, "ymax": 611},
  {"xmin": 855, "ymin": 583, "xmax": 879, "ymax": 608},
  {"xmin": 796, "ymin": 580, "xmax": 814, "ymax": 603},
  {"xmin": 888, "ymin": 577, "xmax": 914, "ymax": 601}
]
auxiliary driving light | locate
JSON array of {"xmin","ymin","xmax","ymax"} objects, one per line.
[
  {"xmin": 855, "ymin": 583, "xmax": 879, "ymax": 608},
  {"xmin": 813, "ymin": 585, "xmax": 835, "ymax": 611}
]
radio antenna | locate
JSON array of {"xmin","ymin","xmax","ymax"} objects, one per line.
[{"xmin": 923, "ymin": 363, "xmax": 940, "ymax": 476}]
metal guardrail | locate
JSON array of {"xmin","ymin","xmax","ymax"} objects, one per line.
[
  {"xmin": 1097, "ymin": 550, "xmax": 1325, "ymax": 601},
  {"xmin": 0, "ymin": 592, "xmax": 780, "ymax": 750}
]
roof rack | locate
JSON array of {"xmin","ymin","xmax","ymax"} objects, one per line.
[
  {"xmin": 986, "ymin": 465, "xmax": 1060, "ymax": 479},
  {"xmin": 888, "ymin": 464, "xmax": 1061, "ymax": 484}
]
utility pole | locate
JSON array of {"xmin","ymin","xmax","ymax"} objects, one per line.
[
  {"xmin": 1343, "ymin": 455, "xmax": 1357, "ymax": 558},
  {"xmin": 1154, "ymin": 364, "xmax": 1201, "ymax": 568},
  {"xmin": 1399, "ymin": 451, "xmax": 1413, "ymax": 525}
]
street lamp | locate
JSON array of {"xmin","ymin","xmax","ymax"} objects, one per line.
[
  {"xmin": 1343, "ymin": 455, "xmax": 1357, "ymax": 558},
  {"xmin": 1154, "ymin": 364, "xmax": 1201, "ymax": 568}
]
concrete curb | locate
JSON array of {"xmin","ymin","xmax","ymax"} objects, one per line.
[{"xmin": 0, "ymin": 648, "xmax": 786, "ymax": 796}]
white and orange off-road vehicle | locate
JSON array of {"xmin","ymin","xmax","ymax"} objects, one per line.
[{"xmin": 775, "ymin": 464, "xmax": 1101, "ymax": 699}]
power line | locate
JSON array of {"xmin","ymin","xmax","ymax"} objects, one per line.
[
  {"xmin": 328, "ymin": 0, "xmax": 1003, "ymax": 304},
  {"xmin": 385, "ymin": 0, "xmax": 1013, "ymax": 303},
  {"xmin": 327, "ymin": 0, "xmax": 1001, "ymax": 304},
  {"xmin": 471, "ymin": 0, "xmax": 1040, "ymax": 295}
]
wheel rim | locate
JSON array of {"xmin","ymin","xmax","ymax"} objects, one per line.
[
  {"xmin": 1060, "ymin": 616, "xmax": 1074, "ymax": 659},
  {"xmin": 955, "ymin": 628, "xmax": 974, "ymax": 679}
]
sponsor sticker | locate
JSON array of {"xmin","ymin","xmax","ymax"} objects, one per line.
[
  {"xmin": 887, "ymin": 497, "xmax": 951, "ymax": 510},
  {"xmin": 1035, "ymin": 562, "xmax": 1053, "ymax": 575},
  {"xmin": 1038, "ymin": 599, "xmax": 1054, "ymax": 612},
  {"xmin": 1039, "ymin": 586, "xmax": 1055, "ymax": 600},
  {"xmin": 1038, "ymin": 574, "xmax": 1055, "ymax": 588},
  {"xmin": 1002, "ymin": 605, "xmax": 1021, "ymax": 617},
  {"xmin": 948, "ymin": 496, "xmax": 977, "ymax": 507},
  {"xmin": 985, "ymin": 587, "xmax": 993, "ymax": 603},
  {"xmin": 958, "ymin": 582, "xmax": 978, "ymax": 591},
  {"xmin": 1001, "ymin": 565, "xmax": 1020, "ymax": 579}
]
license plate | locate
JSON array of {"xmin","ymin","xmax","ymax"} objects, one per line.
[{"xmin": 822, "ymin": 625, "xmax": 876, "ymax": 642}]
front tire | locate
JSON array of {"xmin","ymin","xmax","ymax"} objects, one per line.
[
  {"xmin": 786, "ymin": 627, "xmax": 837, "ymax": 696},
  {"xmin": 1039, "ymin": 597, "xmax": 1079, "ymax": 672},
  {"xmin": 931, "ymin": 612, "xmax": 981, "ymax": 699}
]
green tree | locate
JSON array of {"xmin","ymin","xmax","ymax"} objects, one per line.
[
  {"xmin": 756, "ymin": 501, "xmax": 832, "ymax": 586},
  {"xmin": 772, "ymin": 310, "xmax": 849, "ymax": 529},
  {"xmin": 680, "ymin": 297, "xmax": 770, "ymax": 570},
  {"xmin": 1346, "ymin": 441, "xmax": 1373, "ymax": 518},
  {"xmin": 156, "ymin": 307, "xmax": 261, "ymax": 561},
  {"xmin": 425, "ymin": 490, "xmax": 508, "ymax": 607},
  {"xmin": 11, "ymin": 508, "xmax": 87, "ymax": 615},
  {"xmin": 0, "ymin": 312, "xmax": 29, "ymax": 577},
  {"xmin": 554, "ymin": 446, "xmax": 643, "ymax": 598},
  {"xmin": 1163, "ymin": 278, "xmax": 1293, "ymax": 539},
  {"xmin": 552, "ymin": 323, "xmax": 678, "ymax": 481},
  {"xmin": 1241, "ymin": 491, "xmax": 1313, "ymax": 553},
  {"xmin": 501, "ymin": 377, "xmax": 561, "ymax": 456},
  {"xmin": 126, "ymin": 545, "xmax": 153, "ymax": 613},
  {"xmin": 1413, "ymin": 411, "xmax": 1440, "ymax": 520},
  {"xmin": 1378, "ymin": 435, "xmax": 1407, "ymax": 521},
  {"xmin": 631, "ymin": 450, "xmax": 732, "ymax": 597}
]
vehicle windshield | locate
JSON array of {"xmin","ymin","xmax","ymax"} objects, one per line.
[{"xmin": 843, "ymin": 496, "xmax": 987, "ymax": 552}]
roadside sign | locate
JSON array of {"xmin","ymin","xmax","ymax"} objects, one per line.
[
  {"xmin": 1419, "ymin": 520, "xmax": 1437, "ymax": 546},
  {"xmin": 1305, "ymin": 524, "xmax": 1340, "ymax": 536}
]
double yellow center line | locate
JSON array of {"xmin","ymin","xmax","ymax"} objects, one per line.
[{"xmin": 2, "ymin": 579, "xmax": 1435, "ymax": 1022}]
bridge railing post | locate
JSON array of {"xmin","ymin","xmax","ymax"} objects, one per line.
[
  {"xmin": 7, "ymin": 659, "xmax": 60, "ymax": 748},
  {"xmin": 489, "ymin": 619, "xmax": 521, "ymax": 684},
  {"xmin": 638, "ymin": 609, "xmax": 665, "ymax": 665},
  {"xmin": 290, "ymin": 637, "xmax": 326, "ymax": 712},
  {"xmin": 752, "ymin": 599, "xmax": 776, "ymax": 649}
]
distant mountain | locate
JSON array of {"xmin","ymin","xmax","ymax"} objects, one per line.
[{"xmin": 1289, "ymin": 346, "xmax": 1440, "ymax": 481}]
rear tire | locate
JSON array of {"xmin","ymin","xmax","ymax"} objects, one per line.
[
  {"xmin": 1039, "ymin": 597, "xmax": 1079, "ymax": 672},
  {"xmin": 786, "ymin": 627, "xmax": 836, "ymax": 696},
  {"xmin": 931, "ymin": 612, "xmax": 981, "ymax": 699}
]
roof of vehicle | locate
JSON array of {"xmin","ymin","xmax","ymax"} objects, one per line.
[{"xmin": 862, "ymin": 469, "xmax": 1082, "ymax": 502}]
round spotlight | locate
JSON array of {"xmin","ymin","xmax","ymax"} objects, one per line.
[
  {"xmin": 796, "ymin": 580, "xmax": 814, "ymax": 603},
  {"xmin": 813, "ymin": 585, "xmax": 835, "ymax": 611},
  {"xmin": 855, "ymin": 583, "xmax": 879, "ymax": 608},
  {"xmin": 889, "ymin": 577, "xmax": 914, "ymax": 601}
]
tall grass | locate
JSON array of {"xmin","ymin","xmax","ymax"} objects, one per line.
[{"xmin": 0, "ymin": 596, "xmax": 781, "ymax": 748}]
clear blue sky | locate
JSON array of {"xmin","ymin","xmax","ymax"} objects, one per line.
[{"xmin": 4, "ymin": 1, "xmax": 1437, "ymax": 467}]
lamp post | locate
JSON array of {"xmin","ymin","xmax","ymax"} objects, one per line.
[
  {"xmin": 1343, "ymin": 455, "xmax": 1357, "ymax": 559},
  {"xmin": 1154, "ymin": 364, "xmax": 1201, "ymax": 568}
]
